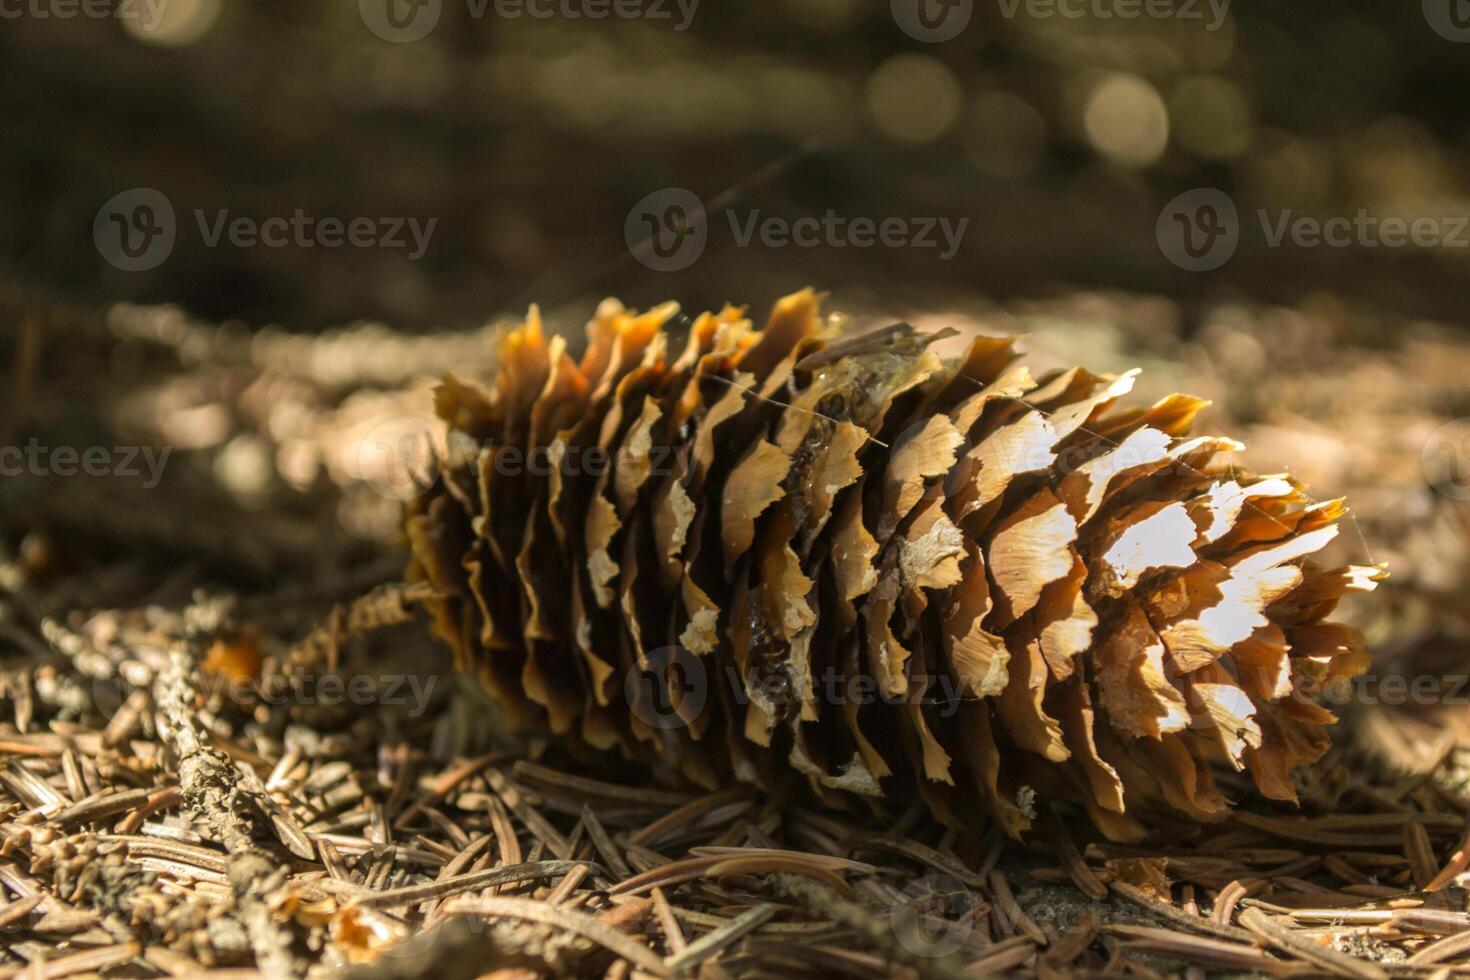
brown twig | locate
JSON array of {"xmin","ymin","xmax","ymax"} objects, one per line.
[
  {"xmin": 155, "ymin": 634, "xmax": 300, "ymax": 978},
  {"xmin": 288, "ymin": 580, "xmax": 436, "ymax": 670}
]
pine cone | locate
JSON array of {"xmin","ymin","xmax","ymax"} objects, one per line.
[{"xmin": 405, "ymin": 289, "xmax": 1380, "ymax": 841}]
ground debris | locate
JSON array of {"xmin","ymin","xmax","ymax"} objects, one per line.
[{"xmin": 1, "ymin": 298, "xmax": 1469, "ymax": 978}]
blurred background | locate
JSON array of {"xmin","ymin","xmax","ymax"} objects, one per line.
[
  {"xmin": 7, "ymin": 0, "xmax": 1470, "ymax": 324},
  {"xmin": 2, "ymin": 0, "xmax": 1469, "ymax": 757}
]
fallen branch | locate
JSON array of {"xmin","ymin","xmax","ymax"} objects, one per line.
[{"xmin": 155, "ymin": 618, "xmax": 300, "ymax": 979}]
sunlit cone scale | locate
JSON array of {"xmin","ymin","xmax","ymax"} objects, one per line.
[{"xmin": 405, "ymin": 289, "xmax": 1381, "ymax": 841}]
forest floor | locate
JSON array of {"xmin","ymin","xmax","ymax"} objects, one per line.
[{"xmin": 1, "ymin": 287, "xmax": 1469, "ymax": 977}]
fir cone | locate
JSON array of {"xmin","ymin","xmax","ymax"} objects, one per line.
[{"xmin": 404, "ymin": 289, "xmax": 1381, "ymax": 841}]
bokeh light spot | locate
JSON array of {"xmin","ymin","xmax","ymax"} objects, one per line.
[
  {"xmin": 1083, "ymin": 72, "xmax": 1168, "ymax": 168},
  {"xmin": 867, "ymin": 54, "xmax": 963, "ymax": 145}
]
